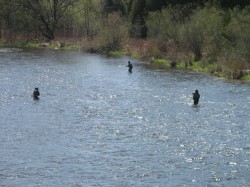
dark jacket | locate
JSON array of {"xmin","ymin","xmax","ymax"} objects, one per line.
[
  {"xmin": 33, "ymin": 90, "xmax": 40, "ymax": 98},
  {"xmin": 127, "ymin": 62, "xmax": 133, "ymax": 72},
  {"xmin": 193, "ymin": 90, "xmax": 200, "ymax": 105}
]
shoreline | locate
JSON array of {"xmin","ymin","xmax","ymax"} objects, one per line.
[{"xmin": 1, "ymin": 38, "xmax": 249, "ymax": 81}]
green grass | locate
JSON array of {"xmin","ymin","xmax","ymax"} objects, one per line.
[
  {"xmin": 240, "ymin": 75, "xmax": 250, "ymax": 80},
  {"xmin": 152, "ymin": 58, "xmax": 169, "ymax": 64},
  {"xmin": 187, "ymin": 61, "xmax": 219, "ymax": 74},
  {"xmin": 24, "ymin": 42, "xmax": 40, "ymax": 48},
  {"xmin": 109, "ymin": 50, "xmax": 127, "ymax": 56},
  {"xmin": 176, "ymin": 61, "xmax": 186, "ymax": 69},
  {"xmin": 188, "ymin": 61, "xmax": 204, "ymax": 72}
]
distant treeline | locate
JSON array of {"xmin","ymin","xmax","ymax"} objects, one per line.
[
  {"xmin": 0, "ymin": 0, "xmax": 249, "ymax": 78},
  {"xmin": 0, "ymin": 0, "xmax": 249, "ymax": 40}
]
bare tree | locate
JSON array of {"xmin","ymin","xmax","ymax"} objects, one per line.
[{"xmin": 21, "ymin": 0, "xmax": 79, "ymax": 40}]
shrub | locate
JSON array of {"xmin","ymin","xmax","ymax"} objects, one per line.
[
  {"xmin": 179, "ymin": 6, "xmax": 224, "ymax": 61},
  {"xmin": 97, "ymin": 12, "xmax": 128, "ymax": 52},
  {"xmin": 222, "ymin": 7, "xmax": 250, "ymax": 69}
]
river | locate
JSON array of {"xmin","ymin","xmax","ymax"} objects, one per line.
[{"xmin": 0, "ymin": 48, "xmax": 249, "ymax": 187}]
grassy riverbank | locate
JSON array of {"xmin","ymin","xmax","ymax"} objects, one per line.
[
  {"xmin": 105, "ymin": 39, "xmax": 250, "ymax": 81},
  {"xmin": 1, "ymin": 38, "xmax": 249, "ymax": 81}
]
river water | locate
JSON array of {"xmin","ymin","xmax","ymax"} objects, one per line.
[{"xmin": 0, "ymin": 48, "xmax": 249, "ymax": 187}]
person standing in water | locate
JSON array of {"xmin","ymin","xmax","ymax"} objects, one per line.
[
  {"xmin": 192, "ymin": 89, "xmax": 200, "ymax": 106},
  {"xmin": 32, "ymin": 88, "xmax": 40, "ymax": 99},
  {"xmin": 127, "ymin": 61, "xmax": 133, "ymax": 73}
]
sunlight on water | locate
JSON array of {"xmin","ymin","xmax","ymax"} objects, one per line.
[{"xmin": 0, "ymin": 48, "xmax": 249, "ymax": 187}]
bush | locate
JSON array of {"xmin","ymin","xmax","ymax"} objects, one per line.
[
  {"xmin": 222, "ymin": 7, "xmax": 250, "ymax": 70},
  {"xmin": 97, "ymin": 12, "xmax": 128, "ymax": 52},
  {"xmin": 146, "ymin": 7, "xmax": 182, "ymax": 44},
  {"xmin": 179, "ymin": 6, "xmax": 225, "ymax": 61}
]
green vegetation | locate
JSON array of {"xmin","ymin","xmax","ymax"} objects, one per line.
[
  {"xmin": 0, "ymin": 0, "xmax": 249, "ymax": 79},
  {"xmin": 146, "ymin": 5, "xmax": 250, "ymax": 79},
  {"xmin": 241, "ymin": 75, "xmax": 250, "ymax": 80},
  {"xmin": 0, "ymin": 40, "xmax": 39, "ymax": 48},
  {"xmin": 109, "ymin": 50, "xmax": 128, "ymax": 56},
  {"xmin": 152, "ymin": 58, "xmax": 169, "ymax": 64}
]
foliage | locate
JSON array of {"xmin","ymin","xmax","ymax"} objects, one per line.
[
  {"xmin": 58, "ymin": 0, "xmax": 101, "ymax": 38},
  {"xmin": 222, "ymin": 7, "xmax": 250, "ymax": 63},
  {"xmin": 146, "ymin": 5, "xmax": 191, "ymax": 42},
  {"xmin": 153, "ymin": 58, "xmax": 169, "ymax": 64},
  {"xmin": 179, "ymin": 6, "xmax": 225, "ymax": 61},
  {"xmin": 97, "ymin": 12, "xmax": 128, "ymax": 51},
  {"xmin": 109, "ymin": 50, "xmax": 128, "ymax": 56},
  {"xmin": 240, "ymin": 75, "xmax": 250, "ymax": 80},
  {"xmin": 146, "ymin": 4, "xmax": 250, "ymax": 77},
  {"xmin": 0, "ymin": 0, "xmax": 35, "ymax": 40},
  {"xmin": 19, "ymin": 0, "xmax": 79, "ymax": 40}
]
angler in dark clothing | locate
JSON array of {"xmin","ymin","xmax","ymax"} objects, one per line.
[
  {"xmin": 193, "ymin": 89, "xmax": 200, "ymax": 106},
  {"xmin": 33, "ymin": 88, "xmax": 40, "ymax": 99},
  {"xmin": 127, "ymin": 61, "xmax": 133, "ymax": 73}
]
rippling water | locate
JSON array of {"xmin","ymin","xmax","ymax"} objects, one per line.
[{"xmin": 0, "ymin": 48, "xmax": 250, "ymax": 187}]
